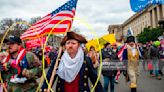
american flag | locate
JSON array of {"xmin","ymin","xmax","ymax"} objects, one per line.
[
  {"xmin": 21, "ymin": 0, "xmax": 78, "ymax": 40},
  {"xmin": 127, "ymin": 27, "xmax": 133, "ymax": 37},
  {"xmin": 117, "ymin": 43, "xmax": 142, "ymax": 61},
  {"xmin": 117, "ymin": 44, "xmax": 127, "ymax": 61}
]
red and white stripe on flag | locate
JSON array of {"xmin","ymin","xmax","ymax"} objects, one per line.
[
  {"xmin": 117, "ymin": 44, "xmax": 127, "ymax": 61},
  {"xmin": 117, "ymin": 44, "xmax": 141, "ymax": 61},
  {"xmin": 21, "ymin": 0, "xmax": 77, "ymax": 40}
]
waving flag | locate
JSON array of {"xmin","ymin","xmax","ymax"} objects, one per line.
[
  {"xmin": 21, "ymin": 0, "xmax": 78, "ymax": 40},
  {"xmin": 130, "ymin": 0, "xmax": 149, "ymax": 12},
  {"xmin": 25, "ymin": 36, "xmax": 47, "ymax": 48},
  {"xmin": 101, "ymin": 34, "xmax": 116, "ymax": 44},
  {"xmin": 117, "ymin": 44, "xmax": 142, "ymax": 61},
  {"xmin": 151, "ymin": 0, "xmax": 164, "ymax": 4},
  {"xmin": 130, "ymin": 0, "xmax": 164, "ymax": 12},
  {"xmin": 86, "ymin": 39, "xmax": 102, "ymax": 51},
  {"xmin": 117, "ymin": 44, "xmax": 127, "ymax": 61},
  {"xmin": 127, "ymin": 27, "xmax": 134, "ymax": 37}
]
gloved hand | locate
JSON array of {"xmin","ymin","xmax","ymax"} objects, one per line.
[{"xmin": 0, "ymin": 62, "xmax": 4, "ymax": 71}]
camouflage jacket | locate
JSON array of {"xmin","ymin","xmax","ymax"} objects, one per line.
[{"xmin": 2, "ymin": 52, "xmax": 42, "ymax": 92}]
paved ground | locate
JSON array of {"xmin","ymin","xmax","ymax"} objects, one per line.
[
  {"xmin": 114, "ymin": 70, "xmax": 164, "ymax": 92},
  {"xmin": 40, "ymin": 63, "xmax": 164, "ymax": 92},
  {"xmin": 114, "ymin": 65, "xmax": 164, "ymax": 92}
]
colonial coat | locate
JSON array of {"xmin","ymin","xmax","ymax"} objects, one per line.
[
  {"xmin": 41, "ymin": 56, "xmax": 103, "ymax": 92},
  {"xmin": 122, "ymin": 45, "xmax": 142, "ymax": 88}
]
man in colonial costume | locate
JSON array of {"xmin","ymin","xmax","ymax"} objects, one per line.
[
  {"xmin": 122, "ymin": 36, "xmax": 141, "ymax": 92},
  {"xmin": 41, "ymin": 32, "xmax": 103, "ymax": 92},
  {"xmin": 0, "ymin": 36, "xmax": 42, "ymax": 92}
]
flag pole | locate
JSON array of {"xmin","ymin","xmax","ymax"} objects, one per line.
[
  {"xmin": 47, "ymin": 25, "xmax": 70, "ymax": 92},
  {"xmin": 47, "ymin": 46, "xmax": 63, "ymax": 92}
]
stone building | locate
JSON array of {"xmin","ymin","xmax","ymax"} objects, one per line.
[{"xmin": 108, "ymin": 4, "xmax": 164, "ymax": 38}]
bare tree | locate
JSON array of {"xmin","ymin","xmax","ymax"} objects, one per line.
[
  {"xmin": 0, "ymin": 16, "xmax": 43, "ymax": 40},
  {"xmin": 13, "ymin": 18, "xmax": 29, "ymax": 37},
  {"xmin": 0, "ymin": 18, "xmax": 14, "ymax": 33},
  {"xmin": 29, "ymin": 17, "xmax": 41, "ymax": 25},
  {"xmin": 0, "ymin": 18, "xmax": 29, "ymax": 38}
]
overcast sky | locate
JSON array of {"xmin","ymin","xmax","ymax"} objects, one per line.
[{"xmin": 0, "ymin": 0, "xmax": 134, "ymax": 40}]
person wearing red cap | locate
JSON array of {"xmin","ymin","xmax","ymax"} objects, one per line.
[{"xmin": 41, "ymin": 32, "xmax": 103, "ymax": 92}]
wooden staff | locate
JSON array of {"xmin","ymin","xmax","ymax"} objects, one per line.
[
  {"xmin": 47, "ymin": 46, "xmax": 63, "ymax": 92},
  {"xmin": 0, "ymin": 73, "xmax": 7, "ymax": 92}
]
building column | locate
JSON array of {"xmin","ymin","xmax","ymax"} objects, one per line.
[
  {"xmin": 157, "ymin": 6, "xmax": 161, "ymax": 20},
  {"xmin": 162, "ymin": 5, "xmax": 164, "ymax": 19},
  {"xmin": 147, "ymin": 12, "xmax": 151, "ymax": 27},
  {"xmin": 157, "ymin": 6, "xmax": 161, "ymax": 26},
  {"xmin": 152, "ymin": 8, "xmax": 156, "ymax": 28}
]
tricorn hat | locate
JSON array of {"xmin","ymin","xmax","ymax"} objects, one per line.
[
  {"xmin": 61, "ymin": 32, "xmax": 87, "ymax": 46},
  {"xmin": 126, "ymin": 36, "xmax": 135, "ymax": 43}
]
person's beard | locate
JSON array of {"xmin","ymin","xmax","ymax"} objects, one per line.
[
  {"xmin": 67, "ymin": 47, "xmax": 74, "ymax": 53},
  {"xmin": 9, "ymin": 50, "xmax": 18, "ymax": 55},
  {"xmin": 67, "ymin": 47, "xmax": 78, "ymax": 58}
]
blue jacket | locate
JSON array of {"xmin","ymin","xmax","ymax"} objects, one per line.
[{"xmin": 41, "ymin": 56, "xmax": 104, "ymax": 92}]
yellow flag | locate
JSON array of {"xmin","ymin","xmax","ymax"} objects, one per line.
[
  {"xmin": 86, "ymin": 39, "xmax": 103, "ymax": 51},
  {"xmin": 86, "ymin": 34, "xmax": 116, "ymax": 51},
  {"xmin": 100, "ymin": 34, "xmax": 116, "ymax": 45}
]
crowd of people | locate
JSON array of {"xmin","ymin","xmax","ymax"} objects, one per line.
[{"xmin": 0, "ymin": 31, "xmax": 163, "ymax": 92}]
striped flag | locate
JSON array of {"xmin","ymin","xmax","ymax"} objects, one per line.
[
  {"xmin": 21, "ymin": 0, "xmax": 78, "ymax": 40},
  {"xmin": 117, "ymin": 44, "xmax": 127, "ymax": 61},
  {"xmin": 117, "ymin": 44, "xmax": 142, "ymax": 61}
]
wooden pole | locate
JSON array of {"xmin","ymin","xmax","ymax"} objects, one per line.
[
  {"xmin": 47, "ymin": 46, "xmax": 63, "ymax": 92},
  {"xmin": 46, "ymin": 23, "xmax": 69, "ymax": 92}
]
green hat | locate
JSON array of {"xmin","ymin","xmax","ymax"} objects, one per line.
[{"xmin": 153, "ymin": 41, "xmax": 160, "ymax": 47}]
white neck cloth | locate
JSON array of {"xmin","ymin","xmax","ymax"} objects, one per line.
[
  {"xmin": 57, "ymin": 47, "xmax": 84, "ymax": 83},
  {"xmin": 127, "ymin": 44, "xmax": 137, "ymax": 56}
]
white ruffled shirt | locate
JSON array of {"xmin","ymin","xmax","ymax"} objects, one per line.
[
  {"xmin": 127, "ymin": 44, "xmax": 137, "ymax": 56},
  {"xmin": 57, "ymin": 47, "xmax": 84, "ymax": 83}
]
